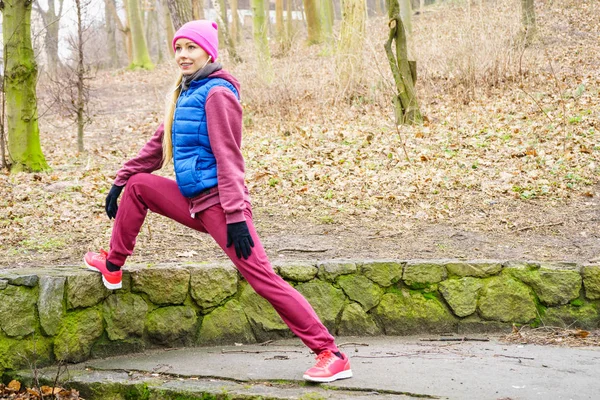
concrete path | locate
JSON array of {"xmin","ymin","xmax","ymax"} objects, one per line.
[{"xmin": 35, "ymin": 336, "xmax": 600, "ymax": 399}]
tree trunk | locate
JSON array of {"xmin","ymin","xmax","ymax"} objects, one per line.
[
  {"xmin": 211, "ymin": 0, "xmax": 241, "ymax": 62},
  {"xmin": 75, "ymin": 0, "xmax": 85, "ymax": 152},
  {"xmin": 336, "ymin": 0, "xmax": 366, "ymax": 92},
  {"xmin": 385, "ymin": 0, "xmax": 422, "ymax": 125},
  {"xmin": 192, "ymin": 0, "xmax": 204, "ymax": 18},
  {"xmin": 251, "ymin": 0, "xmax": 272, "ymax": 79},
  {"xmin": 286, "ymin": 0, "xmax": 292, "ymax": 38},
  {"xmin": 320, "ymin": 0, "xmax": 334, "ymax": 46},
  {"xmin": 162, "ymin": 0, "xmax": 175, "ymax": 57},
  {"xmin": 1, "ymin": 72, "xmax": 6, "ymax": 169},
  {"xmin": 276, "ymin": 0, "xmax": 284, "ymax": 43},
  {"xmin": 106, "ymin": 0, "xmax": 133, "ymax": 63},
  {"xmin": 303, "ymin": 0, "xmax": 321, "ymax": 44},
  {"xmin": 105, "ymin": 0, "xmax": 120, "ymax": 67},
  {"xmin": 1, "ymin": 0, "xmax": 49, "ymax": 172},
  {"xmin": 230, "ymin": 0, "xmax": 241, "ymax": 44},
  {"xmin": 126, "ymin": 0, "xmax": 154, "ymax": 69},
  {"xmin": 34, "ymin": 0, "xmax": 64, "ymax": 76},
  {"xmin": 521, "ymin": 0, "xmax": 536, "ymax": 43},
  {"xmin": 166, "ymin": 0, "xmax": 193, "ymax": 30}
]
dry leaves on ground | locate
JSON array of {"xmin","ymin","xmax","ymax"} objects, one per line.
[
  {"xmin": 0, "ymin": 381, "xmax": 82, "ymax": 400},
  {"xmin": 501, "ymin": 325, "xmax": 600, "ymax": 347}
]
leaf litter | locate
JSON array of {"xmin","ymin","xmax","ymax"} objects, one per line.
[{"xmin": 0, "ymin": 0, "xmax": 599, "ymax": 269}]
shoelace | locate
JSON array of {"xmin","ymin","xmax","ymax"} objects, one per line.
[
  {"xmin": 314, "ymin": 351, "xmax": 336, "ymax": 368},
  {"xmin": 98, "ymin": 249, "xmax": 108, "ymax": 260}
]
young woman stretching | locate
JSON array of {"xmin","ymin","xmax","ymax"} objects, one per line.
[{"xmin": 84, "ymin": 20, "xmax": 352, "ymax": 383}]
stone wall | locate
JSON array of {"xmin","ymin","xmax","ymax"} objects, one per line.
[{"xmin": 1, "ymin": 260, "xmax": 599, "ymax": 375}]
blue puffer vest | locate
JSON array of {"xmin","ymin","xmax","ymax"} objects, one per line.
[{"xmin": 172, "ymin": 77, "xmax": 239, "ymax": 198}]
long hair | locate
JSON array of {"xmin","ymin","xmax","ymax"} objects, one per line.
[{"xmin": 162, "ymin": 73, "xmax": 183, "ymax": 167}]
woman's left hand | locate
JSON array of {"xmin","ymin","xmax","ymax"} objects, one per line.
[{"xmin": 226, "ymin": 221, "xmax": 255, "ymax": 259}]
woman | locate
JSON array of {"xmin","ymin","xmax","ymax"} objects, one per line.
[{"xmin": 84, "ymin": 20, "xmax": 352, "ymax": 383}]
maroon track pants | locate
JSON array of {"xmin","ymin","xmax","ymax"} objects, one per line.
[{"xmin": 107, "ymin": 173, "xmax": 338, "ymax": 354}]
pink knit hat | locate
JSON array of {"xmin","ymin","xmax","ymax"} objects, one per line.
[{"xmin": 172, "ymin": 20, "xmax": 219, "ymax": 61}]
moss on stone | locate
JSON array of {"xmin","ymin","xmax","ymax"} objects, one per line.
[
  {"xmin": 197, "ymin": 300, "xmax": 256, "ymax": 346},
  {"xmin": 439, "ymin": 277, "xmax": 483, "ymax": 317},
  {"xmin": 0, "ymin": 285, "xmax": 38, "ymax": 337},
  {"xmin": 338, "ymin": 302, "xmax": 382, "ymax": 336},
  {"xmin": 275, "ymin": 261, "xmax": 318, "ymax": 282},
  {"xmin": 189, "ymin": 263, "xmax": 238, "ymax": 312},
  {"xmin": 542, "ymin": 302, "xmax": 599, "ymax": 330},
  {"xmin": 238, "ymin": 283, "xmax": 290, "ymax": 342},
  {"xmin": 582, "ymin": 265, "xmax": 600, "ymax": 300},
  {"xmin": 145, "ymin": 306, "xmax": 197, "ymax": 346},
  {"xmin": 403, "ymin": 261, "xmax": 447, "ymax": 289},
  {"xmin": 54, "ymin": 308, "xmax": 104, "ymax": 363},
  {"xmin": 316, "ymin": 260, "xmax": 357, "ymax": 282},
  {"xmin": 505, "ymin": 266, "xmax": 581, "ymax": 306},
  {"xmin": 38, "ymin": 276, "xmax": 66, "ymax": 336},
  {"xmin": 66, "ymin": 273, "xmax": 110, "ymax": 310},
  {"xmin": 296, "ymin": 280, "xmax": 346, "ymax": 331},
  {"xmin": 0, "ymin": 332, "xmax": 53, "ymax": 374},
  {"xmin": 91, "ymin": 335, "xmax": 146, "ymax": 359},
  {"xmin": 372, "ymin": 290, "xmax": 457, "ymax": 335},
  {"xmin": 337, "ymin": 275, "xmax": 383, "ymax": 311},
  {"xmin": 131, "ymin": 267, "xmax": 190, "ymax": 305},
  {"xmin": 360, "ymin": 260, "xmax": 404, "ymax": 287},
  {"xmin": 445, "ymin": 260, "xmax": 502, "ymax": 278},
  {"xmin": 103, "ymin": 293, "xmax": 148, "ymax": 340},
  {"xmin": 477, "ymin": 276, "xmax": 537, "ymax": 323}
]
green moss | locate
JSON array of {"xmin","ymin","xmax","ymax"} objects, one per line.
[
  {"xmin": 125, "ymin": 383, "xmax": 151, "ymax": 400},
  {"xmin": 570, "ymin": 299, "xmax": 584, "ymax": 307}
]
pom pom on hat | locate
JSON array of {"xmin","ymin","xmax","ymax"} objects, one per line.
[{"xmin": 172, "ymin": 20, "xmax": 219, "ymax": 61}]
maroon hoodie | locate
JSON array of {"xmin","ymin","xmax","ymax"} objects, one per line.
[{"xmin": 114, "ymin": 70, "xmax": 250, "ymax": 224}]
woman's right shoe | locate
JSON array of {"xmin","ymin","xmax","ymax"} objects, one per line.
[
  {"xmin": 84, "ymin": 249, "xmax": 123, "ymax": 290},
  {"xmin": 303, "ymin": 350, "xmax": 353, "ymax": 383}
]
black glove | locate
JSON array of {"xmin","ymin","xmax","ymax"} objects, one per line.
[
  {"xmin": 226, "ymin": 221, "xmax": 255, "ymax": 259},
  {"xmin": 105, "ymin": 184, "xmax": 124, "ymax": 219}
]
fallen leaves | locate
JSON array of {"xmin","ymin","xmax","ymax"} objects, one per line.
[
  {"xmin": 502, "ymin": 326, "xmax": 600, "ymax": 347},
  {"xmin": 0, "ymin": 381, "xmax": 83, "ymax": 399}
]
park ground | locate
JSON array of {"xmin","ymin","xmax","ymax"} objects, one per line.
[{"xmin": 0, "ymin": 0, "xmax": 599, "ymax": 268}]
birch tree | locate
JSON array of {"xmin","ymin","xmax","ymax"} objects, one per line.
[{"xmin": 0, "ymin": 0, "xmax": 49, "ymax": 172}]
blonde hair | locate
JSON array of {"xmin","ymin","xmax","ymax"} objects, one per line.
[{"xmin": 162, "ymin": 74, "xmax": 183, "ymax": 167}]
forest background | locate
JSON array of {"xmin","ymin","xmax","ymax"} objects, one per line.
[{"xmin": 0, "ymin": 0, "xmax": 598, "ymax": 269}]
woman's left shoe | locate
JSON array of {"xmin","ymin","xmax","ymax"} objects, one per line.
[
  {"xmin": 303, "ymin": 350, "xmax": 353, "ymax": 383},
  {"xmin": 84, "ymin": 249, "xmax": 123, "ymax": 290}
]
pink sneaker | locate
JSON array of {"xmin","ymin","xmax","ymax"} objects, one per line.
[
  {"xmin": 303, "ymin": 350, "xmax": 353, "ymax": 383},
  {"xmin": 84, "ymin": 249, "xmax": 122, "ymax": 290}
]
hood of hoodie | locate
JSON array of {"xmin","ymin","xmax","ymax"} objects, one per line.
[{"xmin": 206, "ymin": 69, "xmax": 241, "ymax": 97}]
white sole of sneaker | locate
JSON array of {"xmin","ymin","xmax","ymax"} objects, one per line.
[
  {"xmin": 303, "ymin": 369, "xmax": 353, "ymax": 383},
  {"xmin": 84, "ymin": 258, "xmax": 122, "ymax": 290}
]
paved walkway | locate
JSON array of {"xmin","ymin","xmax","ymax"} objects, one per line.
[{"xmin": 31, "ymin": 336, "xmax": 600, "ymax": 399}]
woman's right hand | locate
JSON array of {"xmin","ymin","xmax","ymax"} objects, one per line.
[{"xmin": 105, "ymin": 184, "xmax": 124, "ymax": 219}]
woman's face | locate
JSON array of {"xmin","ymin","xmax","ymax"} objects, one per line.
[{"xmin": 174, "ymin": 38, "xmax": 210, "ymax": 75}]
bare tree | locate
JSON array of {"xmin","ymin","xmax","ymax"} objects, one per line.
[
  {"xmin": 33, "ymin": 0, "xmax": 65, "ymax": 76},
  {"xmin": 384, "ymin": 0, "xmax": 422, "ymax": 124},
  {"xmin": 105, "ymin": 0, "xmax": 133, "ymax": 63}
]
